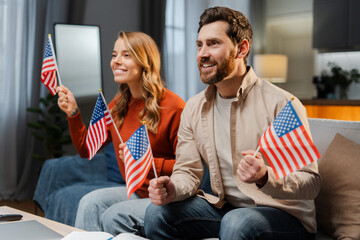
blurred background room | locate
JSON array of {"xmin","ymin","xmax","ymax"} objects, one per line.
[{"xmin": 1, "ymin": 0, "xmax": 359, "ymax": 210}]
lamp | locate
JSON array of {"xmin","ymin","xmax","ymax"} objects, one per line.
[{"xmin": 253, "ymin": 54, "xmax": 288, "ymax": 83}]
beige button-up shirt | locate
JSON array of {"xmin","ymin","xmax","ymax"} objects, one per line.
[{"xmin": 171, "ymin": 67, "xmax": 321, "ymax": 233}]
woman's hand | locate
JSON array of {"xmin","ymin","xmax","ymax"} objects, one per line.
[
  {"xmin": 119, "ymin": 143, "xmax": 126, "ymax": 162},
  {"xmin": 57, "ymin": 86, "xmax": 79, "ymax": 117}
]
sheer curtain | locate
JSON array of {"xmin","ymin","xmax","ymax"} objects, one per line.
[
  {"xmin": 164, "ymin": 0, "xmax": 251, "ymax": 101},
  {"xmin": 0, "ymin": 0, "xmax": 70, "ymax": 200},
  {"xmin": 0, "ymin": 0, "xmax": 35, "ymax": 199}
]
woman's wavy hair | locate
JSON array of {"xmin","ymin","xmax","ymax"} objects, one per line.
[{"xmin": 110, "ymin": 31, "xmax": 164, "ymax": 133}]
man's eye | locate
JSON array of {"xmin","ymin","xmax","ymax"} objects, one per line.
[
  {"xmin": 112, "ymin": 54, "xmax": 117, "ymax": 58},
  {"xmin": 210, "ymin": 41, "xmax": 218, "ymax": 46}
]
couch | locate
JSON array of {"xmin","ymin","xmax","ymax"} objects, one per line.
[
  {"xmin": 34, "ymin": 118, "xmax": 360, "ymax": 240},
  {"xmin": 33, "ymin": 143, "xmax": 125, "ymax": 226}
]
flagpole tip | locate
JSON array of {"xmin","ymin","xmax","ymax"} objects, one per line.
[
  {"xmin": 99, "ymin": 89, "xmax": 102, "ymax": 93},
  {"xmin": 48, "ymin": 34, "xmax": 51, "ymax": 37},
  {"xmin": 291, "ymin": 96, "xmax": 295, "ymax": 100},
  {"xmin": 142, "ymin": 121, "xmax": 146, "ymax": 125}
]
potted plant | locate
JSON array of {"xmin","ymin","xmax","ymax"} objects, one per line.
[
  {"xmin": 321, "ymin": 62, "xmax": 360, "ymax": 99},
  {"xmin": 27, "ymin": 93, "xmax": 72, "ymax": 163}
]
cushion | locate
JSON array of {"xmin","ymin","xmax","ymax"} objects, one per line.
[
  {"xmin": 315, "ymin": 133, "xmax": 360, "ymax": 239},
  {"xmin": 104, "ymin": 142, "xmax": 125, "ymax": 184}
]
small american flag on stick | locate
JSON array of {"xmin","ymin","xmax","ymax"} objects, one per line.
[
  {"xmin": 259, "ymin": 101, "xmax": 320, "ymax": 179},
  {"xmin": 41, "ymin": 36, "xmax": 57, "ymax": 95},
  {"xmin": 124, "ymin": 124, "xmax": 154, "ymax": 198},
  {"xmin": 86, "ymin": 93, "xmax": 113, "ymax": 160}
]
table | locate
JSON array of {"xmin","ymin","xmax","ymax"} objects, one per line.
[{"xmin": 0, "ymin": 206, "xmax": 82, "ymax": 236}]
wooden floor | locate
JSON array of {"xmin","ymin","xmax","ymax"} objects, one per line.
[{"xmin": 0, "ymin": 199, "xmax": 44, "ymax": 217}]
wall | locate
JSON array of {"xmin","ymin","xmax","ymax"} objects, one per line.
[
  {"xmin": 80, "ymin": 0, "xmax": 142, "ymax": 102},
  {"xmin": 259, "ymin": 0, "xmax": 360, "ymax": 100},
  {"xmin": 261, "ymin": 0, "xmax": 316, "ymax": 99}
]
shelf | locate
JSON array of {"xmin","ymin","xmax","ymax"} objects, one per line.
[
  {"xmin": 300, "ymin": 99, "xmax": 360, "ymax": 121},
  {"xmin": 300, "ymin": 99, "xmax": 360, "ymax": 106}
]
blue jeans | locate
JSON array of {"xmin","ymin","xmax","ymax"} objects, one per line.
[
  {"xmin": 75, "ymin": 186, "xmax": 151, "ymax": 236},
  {"xmin": 144, "ymin": 196, "xmax": 315, "ymax": 240}
]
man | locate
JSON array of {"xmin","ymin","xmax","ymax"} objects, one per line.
[{"xmin": 145, "ymin": 7, "xmax": 320, "ymax": 240}]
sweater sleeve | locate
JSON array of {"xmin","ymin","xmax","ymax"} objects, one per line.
[{"xmin": 152, "ymin": 92, "xmax": 185, "ymax": 178}]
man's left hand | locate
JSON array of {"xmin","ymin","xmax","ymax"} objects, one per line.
[{"xmin": 236, "ymin": 150, "xmax": 268, "ymax": 186}]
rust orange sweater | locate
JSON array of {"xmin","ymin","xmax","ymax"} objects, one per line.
[{"xmin": 67, "ymin": 89, "xmax": 185, "ymax": 198}]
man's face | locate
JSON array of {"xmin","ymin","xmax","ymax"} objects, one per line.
[{"xmin": 196, "ymin": 21, "xmax": 237, "ymax": 85}]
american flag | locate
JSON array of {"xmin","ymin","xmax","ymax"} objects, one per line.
[
  {"xmin": 259, "ymin": 101, "xmax": 320, "ymax": 179},
  {"xmin": 41, "ymin": 38, "xmax": 57, "ymax": 95},
  {"xmin": 124, "ymin": 125, "xmax": 154, "ymax": 198},
  {"xmin": 86, "ymin": 93, "xmax": 112, "ymax": 160}
]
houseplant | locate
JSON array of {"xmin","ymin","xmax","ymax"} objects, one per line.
[
  {"xmin": 321, "ymin": 62, "xmax": 360, "ymax": 99},
  {"xmin": 27, "ymin": 93, "xmax": 72, "ymax": 163}
]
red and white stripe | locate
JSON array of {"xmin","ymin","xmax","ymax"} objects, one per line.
[
  {"xmin": 86, "ymin": 118, "xmax": 108, "ymax": 160},
  {"xmin": 41, "ymin": 57, "xmax": 57, "ymax": 95},
  {"xmin": 259, "ymin": 124, "xmax": 320, "ymax": 179},
  {"xmin": 124, "ymin": 144, "xmax": 153, "ymax": 198}
]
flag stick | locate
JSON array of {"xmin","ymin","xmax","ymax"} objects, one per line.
[
  {"xmin": 48, "ymin": 34, "xmax": 63, "ymax": 86},
  {"xmin": 253, "ymin": 146, "xmax": 260, "ymax": 157},
  {"xmin": 99, "ymin": 89, "xmax": 123, "ymax": 143},
  {"xmin": 143, "ymin": 122, "xmax": 158, "ymax": 179}
]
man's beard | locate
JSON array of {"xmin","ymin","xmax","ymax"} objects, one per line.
[{"xmin": 199, "ymin": 50, "xmax": 236, "ymax": 85}]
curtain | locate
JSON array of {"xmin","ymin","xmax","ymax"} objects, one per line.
[
  {"xmin": 0, "ymin": 0, "xmax": 71, "ymax": 201},
  {"xmin": 141, "ymin": 0, "xmax": 166, "ymax": 53},
  {"xmin": 0, "ymin": 0, "xmax": 43, "ymax": 201}
]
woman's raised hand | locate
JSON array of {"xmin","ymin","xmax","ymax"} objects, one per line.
[{"xmin": 57, "ymin": 86, "xmax": 79, "ymax": 117}]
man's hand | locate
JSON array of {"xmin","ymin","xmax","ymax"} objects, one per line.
[
  {"xmin": 57, "ymin": 86, "xmax": 79, "ymax": 117},
  {"xmin": 148, "ymin": 176, "xmax": 176, "ymax": 206},
  {"xmin": 237, "ymin": 150, "xmax": 268, "ymax": 186}
]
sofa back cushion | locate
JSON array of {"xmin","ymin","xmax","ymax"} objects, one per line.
[{"xmin": 308, "ymin": 118, "xmax": 360, "ymax": 161}]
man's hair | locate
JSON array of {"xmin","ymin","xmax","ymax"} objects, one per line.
[{"xmin": 198, "ymin": 6, "xmax": 253, "ymax": 64}]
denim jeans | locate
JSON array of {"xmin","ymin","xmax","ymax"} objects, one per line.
[
  {"xmin": 144, "ymin": 196, "xmax": 315, "ymax": 240},
  {"xmin": 75, "ymin": 186, "xmax": 151, "ymax": 236}
]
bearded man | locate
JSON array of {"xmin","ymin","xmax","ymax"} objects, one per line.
[{"xmin": 144, "ymin": 6, "xmax": 320, "ymax": 240}]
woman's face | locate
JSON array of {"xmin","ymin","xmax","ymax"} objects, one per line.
[{"xmin": 110, "ymin": 38, "xmax": 142, "ymax": 86}]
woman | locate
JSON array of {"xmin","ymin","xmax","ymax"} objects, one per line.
[{"xmin": 57, "ymin": 31, "xmax": 185, "ymax": 236}]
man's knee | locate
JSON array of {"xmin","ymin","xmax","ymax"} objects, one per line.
[
  {"xmin": 220, "ymin": 208, "xmax": 269, "ymax": 239},
  {"xmin": 145, "ymin": 203, "xmax": 162, "ymax": 225}
]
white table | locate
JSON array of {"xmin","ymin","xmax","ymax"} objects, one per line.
[{"xmin": 0, "ymin": 205, "xmax": 83, "ymax": 236}]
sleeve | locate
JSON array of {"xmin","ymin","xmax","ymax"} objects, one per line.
[
  {"xmin": 170, "ymin": 100, "xmax": 205, "ymax": 202},
  {"xmin": 259, "ymin": 98, "xmax": 322, "ymax": 200},
  {"xmin": 67, "ymin": 111, "xmax": 111, "ymax": 158},
  {"xmin": 153, "ymin": 103, "xmax": 184, "ymax": 178}
]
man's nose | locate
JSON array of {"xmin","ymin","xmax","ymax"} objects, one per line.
[{"xmin": 197, "ymin": 45, "xmax": 210, "ymax": 59}]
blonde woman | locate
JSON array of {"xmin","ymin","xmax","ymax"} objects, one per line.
[{"xmin": 57, "ymin": 32, "xmax": 185, "ymax": 237}]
